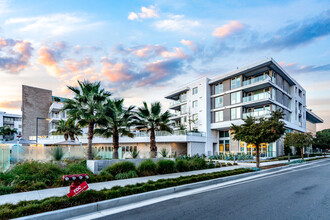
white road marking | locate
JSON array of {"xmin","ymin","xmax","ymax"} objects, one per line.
[{"xmin": 69, "ymin": 159, "xmax": 329, "ymax": 220}]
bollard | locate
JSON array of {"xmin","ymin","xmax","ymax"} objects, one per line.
[{"xmin": 288, "ymin": 153, "xmax": 290, "ymax": 162}]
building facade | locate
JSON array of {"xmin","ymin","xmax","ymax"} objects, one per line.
[
  {"xmin": 165, "ymin": 58, "xmax": 323, "ymax": 157},
  {"xmin": 0, "ymin": 111, "xmax": 22, "ymax": 140}
]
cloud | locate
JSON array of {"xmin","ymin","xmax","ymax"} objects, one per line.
[
  {"xmin": 279, "ymin": 61, "xmax": 330, "ymax": 74},
  {"xmin": 255, "ymin": 10, "xmax": 330, "ymax": 50},
  {"xmin": 128, "ymin": 5, "xmax": 158, "ymax": 20},
  {"xmin": 0, "ymin": 100, "xmax": 21, "ymax": 109},
  {"xmin": 37, "ymin": 41, "xmax": 67, "ymax": 76},
  {"xmin": 154, "ymin": 15, "xmax": 200, "ymax": 32},
  {"xmin": 5, "ymin": 13, "xmax": 103, "ymax": 36},
  {"xmin": 101, "ymin": 58, "xmax": 136, "ymax": 83},
  {"xmin": 64, "ymin": 56, "xmax": 94, "ymax": 73},
  {"xmin": 0, "ymin": 38, "xmax": 33, "ymax": 73},
  {"xmin": 213, "ymin": 21, "xmax": 246, "ymax": 38},
  {"xmin": 180, "ymin": 39, "xmax": 199, "ymax": 52}
]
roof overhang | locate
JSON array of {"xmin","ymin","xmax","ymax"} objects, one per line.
[
  {"xmin": 209, "ymin": 58, "xmax": 296, "ymax": 86},
  {"xmin": 306, "ymin": 109, "xmax": 323, "ymax": 124},
  {"xmin": 165, "ymin": 87, "xmax": 190, "ymax": 100}
]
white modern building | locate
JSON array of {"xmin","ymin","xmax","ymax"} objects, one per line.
[
  {"xmin": 48, "ymin": 97, "xmax": 68, "ymax": 134},
  {"xmin": 165, "ymin": 58, "xmax": 323, "ymax": 157},
  {"xmin": 0, "ymin": 111, "xmax": 22, "ymax": 140}
]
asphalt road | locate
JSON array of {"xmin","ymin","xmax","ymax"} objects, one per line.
[{"xmin": 109, "ymin": 159, "xmax": 330, "ymax": 220}]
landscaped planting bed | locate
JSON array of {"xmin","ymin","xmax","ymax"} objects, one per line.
[
  {"xmin": 0, "ymin": 168, "xmax": 253, "ymax": 219},
  {"xmin": 0, "ymin": 157, "xmax": 235, "ymax": 196}
]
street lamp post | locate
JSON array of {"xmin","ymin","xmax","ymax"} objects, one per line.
[{"xmin": 36, "ymin": 117, "xmax": 49, "ymax": 147}]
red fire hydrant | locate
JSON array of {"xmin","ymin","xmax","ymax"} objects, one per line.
[{"xmin": 63, "ymin": 174, "xmax": 89, "ymax": 198}]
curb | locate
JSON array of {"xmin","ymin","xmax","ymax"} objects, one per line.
[{"xmin": 15, "ymin": 159, "xmax": 329, "ymax": 220}]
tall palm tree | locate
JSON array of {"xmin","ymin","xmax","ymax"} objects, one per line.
[
  {"xmin": 63, "ymin": 80, "xmax": 111, "ymax": 159},
  {"xmin": 55, "ymin": 119, "xmax": 83, "ymax": 141},
  {"xmin": 0, "ymin": 126, "xmax": 18, "ymax": 141},
  {"xmin": 95, "ymin": 99, "xmax": 135, "ymax": 159},
  {"xmin": 135, "ymin": 102, "xmax": 172, "ymax": 158}
]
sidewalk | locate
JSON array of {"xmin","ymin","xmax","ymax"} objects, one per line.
[{"xmin": 0, "ymin": 165, "xmax": 243, "ymax": 205}]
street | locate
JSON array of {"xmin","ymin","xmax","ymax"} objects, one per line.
[{"xmin": 104, "ymin": 159, "xmax": 330, "ymax": 220}]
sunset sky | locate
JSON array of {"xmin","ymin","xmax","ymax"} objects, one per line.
[{"xmin": 0, "ymin": 0, "xmax": 329, "ymax": 130}]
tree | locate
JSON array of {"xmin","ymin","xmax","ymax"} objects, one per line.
[
  {"xmin": 55, "ymin": 119, "xmax": 83, "ymax": 141},
  {"xmin": 231, "ymin": 110, "xmax": 286, "ymax": 168},
  {"xmin": 284, "ymin": 132, "xmax": 313, "ymax": 160},
  {"xmin": 135, "ymin": 102, "xmax": 172, "ymax": 158},
  {"xmin": 0, "ymin": 126, "xmax": 18, "ymax": 141},
  {"xmin": 63, "ymin": 80, "xmax": 111, "ymax": 160},
  {"xmin": 95, "ymin": 99, "xmax": 135, "ymax": 159},
  {"xmin": 313, "ymin": 129, "xmax": 330, "ymax": 157},
  {"xmin": 55, "ymin": 119, "xmax": 69, "ymax": 141}
]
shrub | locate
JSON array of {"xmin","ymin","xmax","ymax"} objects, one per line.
[
  {"xmin": 188, "ymin": 158, "xmax": 207, "ymax": 170},
  {"xmin": 137, "ymin": 160, "xmax": 157, "ymax": 176},
  {"xmin": 215, "ymin": 162, "xmax": 220, "ymax": 168},
  {"xmin": 157, "ymin": 160, "xmax": 176, "ymax": 174},
  {"xmin": 131, "ymin": 148, "xmax": 140, "ymax": 159},
  {"xmin": 221, "ymin": 162, "xmax": 227, "ymax": 167},
  {"xmin": 64, "ymin": 162, "xmax": 92, "ymax": 175},
  {"xmin": 233, "ymin": 162, "xmax": 238, "ymax": 165},
  {"xmin": 49, "ymin": 147, "xmax": 65, "ymax": 161},
  {"xmin": 0, "ymin": 185, "xmax": 14, "ymax": 195},
  {"xmin": 227, "ymin": 162, "xmax": 233, "ymax": 166},
  {"xmin": 115, "ymin": 171, "xmax": 138, "ymax": 180},
  {"xmin": 27, "ymin": 182, "xmax": 47, "ymax": 191},
  {"xmin": 208, "ymin": 162, "xmax": 216, "ymax": 169},
  {"xmin": 104, "ymin": 161, "xmax": 136, "ymax": 176},
  {"xmin": 175, "ymin": 159, "xmax": 190, "ymax": 172},
  {"xmin": 159, "ymin": 148, "xmax": 169, "ymax": 157}
]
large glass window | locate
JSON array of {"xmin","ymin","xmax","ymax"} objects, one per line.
[
  {"xmin": 181, "ymin": 104, "xmax": 187, "ymax": 114},
  {"xmin": 231, "ymin": 91, "xmax": 241, "ymax": 104},
  {"xmin": 180, "ymin": 93, "xmax": 187, "ymax": 101},
  {"xmin": 192, "ymin": 87, "xmax": 198, "ymax": 95},
  {"xmin": 219, "ymin": 131, "xmax": 229, "ymax": 138},
  {"xmin": 231, "ymin": 76, "xmax": 241, "ymax": 89},
  {"xmin": 231, "ymin": 107, "xmax": 241, "ymax": 120},
  {"xmin": 215, "ymin": 111, "xmax": 223, "ymax": 122},
  {"xmin": 192, "ymin": 113, "xmax": 198, "ymax": 121},
  {"xmin": 215, "ymin": 83, "xmax": 223, "ymax": 94},
  {"xmin": 219, "ymin": 140, "xmax": 230, "ymax": 152},
  {"xmin": 215, "ymin": 96, "xmax": 223, "ymax": 108}
]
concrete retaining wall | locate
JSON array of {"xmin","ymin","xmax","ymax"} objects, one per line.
[{"xmin": 87, "ymin": 158, "xmax": 175, "ymax": 174}]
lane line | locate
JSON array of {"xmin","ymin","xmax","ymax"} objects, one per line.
[{"xmin": 70, "ymin": 159, "xmax": 329, "ymax": 220}]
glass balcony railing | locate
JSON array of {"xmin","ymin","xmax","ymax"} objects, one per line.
[
  {"xmin": 170, "ymin": 99, "xmax": 187, "ymax": 107},
  {"xmin": 242, "ymin": 92, "xmax": 271, "ymax": 103},
  {"xmin": 242, "ymin": 75, "xmax": 271, "ymax": 87},
  {"xmin": 243, "ymin": 110, "xmax": 271, "ymax": 119}
]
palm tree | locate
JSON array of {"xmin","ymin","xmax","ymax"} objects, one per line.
[
  {"xmin": 55, "ymin": 119, "xmax": 82, "ymax": 141},
  {"xmin": 0, "ymin": 126, "xmax": 18, "ymax": 141},
  {"xmin": 95, "ymin": 99, "xmax": 135, "ymax": 159},
  {"xmin": 135, "ymin": 102, "xmax": 172, "ymax": 158},
  {"xmin": 63, "ymin": 80, "xmax": 111, "ymax": 159}
]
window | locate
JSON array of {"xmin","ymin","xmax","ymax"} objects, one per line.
[
  {"xmin": 215, "ymin": 111, "xmax": 223, "ymax": 122},
  {"xmin": 215, "ymin": 96, "xmax": 223, "ymax": 108},
  {"xmin": 181, "ymin": 104, "xmax": 187, "ymax": 114},
  {"xmin": 192, "ymin": 114, "xmax": 198, "ymax": 121},
  {"xmin": 231, "ymin": 76, "xmax": 241, "ymax": 89},
  {"xmin": 192, "ymin": 87, "xmax": 198, "ymax": 95},
  {"xmin": 231, "ymin": 91, "xmax": 241, "ymax": 104},
  {"xmin": 231, "ymin": 107, "xmax": 241, "ymax": 120},
  {"xmin": 180, "ymin": 93, "xmax": 187, "ymax": 101},
  {"xmin": 215, "ymin": 83, "xmax": 223, "ymax": 94},
  {"xmin": 219, "ymin": 131, "xmax": 229, "ymax": 138},
  {"xmin": 192, "ymin": 100, "xmax": 198, "ymax": 108}
]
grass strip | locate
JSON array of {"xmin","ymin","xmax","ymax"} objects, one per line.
[{"xmin": 0, "ymin": 168, "xmax": 253, "ymax": 219}]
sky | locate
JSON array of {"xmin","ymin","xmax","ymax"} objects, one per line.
[{"xmin": 0, "ymin": 0, "xmax": 329, "ymax": 130}]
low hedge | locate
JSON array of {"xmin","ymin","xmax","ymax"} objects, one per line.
[
  {"xmin": 103, "ymin": 161, "xmax": 136, "ymax": 176},
  {"xmin": 0, "ymin": 168, "xmax": 254, "ymax": 219},
  {"xmin": 137, "ymin": 160, "xmax": 157, "ymax": 176},
  {"xmin": 175, "ymin": 159, "xmax": 190, "ymax": 172},
  {"xmin": 157, "ymin": 160, "xmax": 176, "ymax": 174}
]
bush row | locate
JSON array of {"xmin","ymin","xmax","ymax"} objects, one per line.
[{"xmin": 0, "ymin": 168, "xmax": 254, "ymax": 219}]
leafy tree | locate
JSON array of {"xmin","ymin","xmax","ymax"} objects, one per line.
[
  {"xmin": 284, "ymin": 132, "xmax": 313, "ymax": 159},
  {"xmin": 313, "ymin": 129, "xmax": 330, "ymax": 157},
  {"xmin": 63, "ymin": 80, "xmax": 111, "ymax": 159},
  {"xmin": 95, "ymin": 99, "xmax": 135, "ymax": 159},
  {"xmin": 0, "ymin": 126, "xmax": 18, "ymax": 141},
  {"xmin": 231, "ymin": 110, "xmax": 286, "ymax": 168},
  {"xmin": 135, "ymin": 102, "xmax": 172, "ymax": 158},
  {"xmin": 55, "ymin": 119, "xmax": 69, "ymax": 141}
]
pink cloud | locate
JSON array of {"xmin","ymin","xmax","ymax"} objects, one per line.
[
  {"xmin": 0, "ymin": 100, "xmax": 21, "ymax": 109},
  {"xmin": 37, "ymin": 42, "xmax": 66, "ymax": 76},
  {"xmin": 213, "ymin": 21, "xmax": 245, "ymax": 38},
  {"xmin": 0, "ymin": 38, "xmax": 33, "ymax": 73},
  {"xmin": 128, "ymin": 5, "xmax": 158, "ymax": 20},
  {"xmin": 101, "ymin": 58, "xmax": 134, "ymax": 82}
]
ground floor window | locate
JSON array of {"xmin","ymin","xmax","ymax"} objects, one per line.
[
  {"xmin": 219, "ymin": 140, "xmax": 230, "ymax": 153},
  {"xmin": 240, "ymin": 142, "xmax": 275, "ymax": 157}
]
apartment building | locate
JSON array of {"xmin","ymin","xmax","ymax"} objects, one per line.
[
  {"xmin": 165, "ymin": 58, "xmax": 323, "ymax": 157},
  {"xmin": 0, "ymin": 111, "xmax": 22, "ymax": 140}
]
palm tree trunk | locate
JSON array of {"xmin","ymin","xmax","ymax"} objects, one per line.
[
  {"xmin": 150, "ymin": 128, "xmax": 157, "ymax": 158},
  {"xmin": 113, "ymin": 127, "xmax": 119, "ymax": 159},
  {"xmin": 87, "ymin": 122, "xmax": 94, "ymax": 160},
  {"xmin": 256, "ymin": 143, "xmax": 260, "ymax": 168},
  {"xmin": 300, "ymin": 147, "xmax": 304, "ymax": 160}
]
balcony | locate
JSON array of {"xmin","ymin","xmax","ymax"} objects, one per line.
[
  {"xmin": 242, "ymin": 75, "xmax": 271, "ymax": 87},
  {"xmin": 243, "ymin": 110, "xmax": 271, "ymax": 119},
  {"xmin": 49, "ymin": 102, "xmax": 64, "ymax": 112},
  {"xmin": 242, "ymin": 92, "xmax": 271, "ymax": 103},
  {"xmin": 170, "ymin": 99, "xmax": 187, "ymax": 107}
]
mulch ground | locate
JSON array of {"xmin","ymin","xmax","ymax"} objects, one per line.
[{"xmin": 261, "ymin": 163, "xmax": 287, "ymax": 169}]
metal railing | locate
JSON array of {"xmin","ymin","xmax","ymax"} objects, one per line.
[
  {"xmin": 169, "ymin": 99, "xmax": 187, "ymax": 107},
  {"xmin": 242, "ymin": 92, "xmax": 271, "ymax": 103},
  {"xmin": 242, "ymin": 110, "xmax": 271, "ymax": 119},
  {"xmin": 29, "ymin": 130, "xmax": 206, "ymax": 140},
  {"xmin": 242, "ymin": 74, "xmax": 271, "ymax": 87}
]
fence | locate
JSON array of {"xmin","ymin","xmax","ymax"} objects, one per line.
[{"xmin": 0, "ymin": 144, "xmax": 10, "ymax": 172}]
